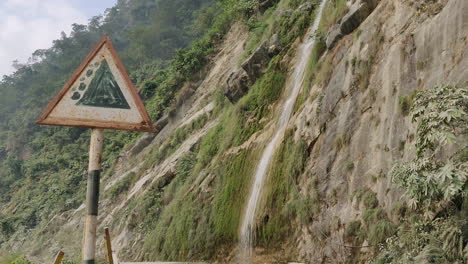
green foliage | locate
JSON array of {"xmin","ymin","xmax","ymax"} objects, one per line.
[
  {"xmin": 139, "ymin": 27, "xmax": 291, "ymax": 257},
  {"xmin": 362, "ymin": 207, "xmax": 395, "ymax": 246},
  {"xmin": 141, "ymin": 0, "xmax": 261, "ymax": 120},
  {"xmin": 175, "ymin": 151, "xmax": 198, "ymax": 182},
  {"xmin": 377, "ymin": 85, "xmax": 468, "ymax": 263},
  {"xmin": 355, "ymin": 29, "xmax": 362, "ymax": 40},
  {"xmin": 189, "ymin": 57, "xmax": 287, "ymax": 176},
  {"xmin": 335, "ymin": 132, "xmax": 350, "ymax": 151},
  {"xmin": 353, "ymin": 188, "xmax": 379, "ymax": 209},
  {"xmin": 398, "ymin": 94, "xmax": 414, "ymax": 116},
  {"xmin": 317, "ymin": 0, "xmax": 349, "ymax": 35},
  {"xmin": 375, "ymin": 216, "xmax": 467, "ymax": 263},
  {"xmin": 241, "ymin": 8, "xmax": 277, "ymax": 61},
  {"xmin": 107, "ymin": 172, "xmax": 137, "ymax": 199},
  {"xmin": 141, "ymin": 113, "xmax": 210, "ymax": 173},
  {"xmin": 277, "ymin": 4, "xmax": 315, "ymax": 47},
  {"xmin": 0, "ymin": 255, "xmax": 31, "ymax": 264},
  {"xmin": 391, "ymin": 85, "xmax": 468, "ymax": 209},
  {"xmin": 212, "ymin": 149, "xmax": 259, "ymax": 242},
  {"xmin": 11, "ymin": 257, "xmax": 31, "ymax": 264},
  {"xmin": 127, "ymin": 180, "xmax": 163, "ymax": 231},
  {"xmin": 344, "ymin": 161, "xmax": 355, "ymax": 171},
  {"xmin": 344, "ymin": 220, "xmax": 363, "ymax": 241},
  {"xmin": 316, "ymin": 91, "xmax": 325, "ymax": 116},
  {"xmin": 142, "ymin": 147, "xmax": 257, "ymax": 260},
  {"xmin": 234, "ymin": 58, "xmax": 287, "ymax": 138},
  {"xmin": 141, "ymin": 53, "xmax": 287, "ymax": 257},
  {"xmin": 258, "ymin": 129, "xmax": 312, "ymax": 246},
  {"xmin": 411, "ymin": 86, "xmax": 467, "ymax": 157},
  {"xmin": 0, "ymin": 0, "xmax": 232, "ymax": 244},
  {"xmin": 351, "ymin": 189, "xmax": 396, "ymax": 247}
]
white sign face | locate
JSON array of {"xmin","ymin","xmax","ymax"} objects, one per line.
[{"xmin": 37, "ymin": 36, "xmax": 155, "ymax": 132}]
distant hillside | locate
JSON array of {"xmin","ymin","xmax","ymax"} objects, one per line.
[{"xmin": 0, "ymin": 0, "xmax": 220, "ymax": 254}]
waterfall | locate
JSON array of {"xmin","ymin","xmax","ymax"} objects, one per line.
[{"xmin": 238, "ymin": 0, "xmax": 328, "ymax": 262}]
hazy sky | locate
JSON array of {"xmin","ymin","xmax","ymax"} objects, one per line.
[{"xmin": 0, "ymin": 0, "xmax": 117, "ymax": 77}]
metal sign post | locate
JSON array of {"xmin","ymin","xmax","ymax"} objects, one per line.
[
  {"xmin": 83, "ymin": 128, "xmax": 104, "ymax": 264},
  {"xmin": 37, "ymin": 35, "xmax": 155, "ymax": 264}
]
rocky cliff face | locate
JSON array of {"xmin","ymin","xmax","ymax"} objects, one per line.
[
  {"xmin": 3, "ymin": 0, "xmax": 466, "ymax": 263},
  {"xmin": 293, "ymin": 0, "xmax": 467, "ymax": 262}
]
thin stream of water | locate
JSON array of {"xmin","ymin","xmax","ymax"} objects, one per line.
[{"xmin": 238, "ymin": 0, "xmax": 328, "ymax": 262}]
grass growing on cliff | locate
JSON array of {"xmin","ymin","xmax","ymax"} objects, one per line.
[
  {"xmin": 348, "ymin": 189, "xmax": 396, "ymax": 248},
  {"xmin": 240, "ymin": 6, "xmax": 277, "ymax": 62},
  {"xmin": 317, "ymin": 0, "xmax": 348, "ymax": 35},
  {"xmin": 212, "ymin": 148, "xmax": 260, "ymax": 242},
  {"xmin": 142, "ymin": 147, "xmax": 258, "ymax": 260},
  {"xmin": 126, "ymin": 0, "xmax": 341, "ymax": 259},
  {"xmin": 277, "ymin": 4, "xmax": 315, "ymax": 47},
  {"xmin": 241, "ymin": 0, "xmax": 317, "ymax": 63},
  {"xmin": 0, "ymin": 255, "xmax": 30, "ymax": 264},
  {"xmin": 257, "ymin": 129, "xmax": 315, "ymax": 247},
  {"xmin": 192, "ymin": 56, "xmax": 287, "ymax": 165},
  {"xmin": 140, "ymin": 52, "xmax": 290, "ymax": 260}
]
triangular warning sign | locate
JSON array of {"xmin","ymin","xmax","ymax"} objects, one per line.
[{"xmin": 37, "ymin": 35, "xmax": 156, "ymax": 132}]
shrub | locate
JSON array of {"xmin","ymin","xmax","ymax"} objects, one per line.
[
  {"xmin": 392, "ymin": 85, "xmax": 468, "ymax": 209},
  {"xmin": 353, "ymin": 188, "xmax": 378, "ymax": 209},
  {"xmin": 375, "ymin": 216, "xmax": 467, "ymax": 263},
  {"xmin": 335, "ymin": 132, "xmax": 350, "ymax": 151},
  {"xmin": 362, "ymin": 208, "xmax": 395, "ymax": 245},
  {"xmin": 398, "ymin": 95, "xmax": 413, "ymax": 116},
  {"xmin": 344, "ymin": 220, "xmax": 363, "ymax": 242}
]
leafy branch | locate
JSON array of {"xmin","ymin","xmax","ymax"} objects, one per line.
[{"xmin": 391, "ymin": 85, "xmax": 468, "ymax": 210}]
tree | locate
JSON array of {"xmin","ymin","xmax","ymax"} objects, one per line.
[{"xmin": 391, "ymin": 85, "xmax": 468, "ymax": 210}]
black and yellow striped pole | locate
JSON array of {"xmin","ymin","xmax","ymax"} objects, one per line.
[{"xmin": 83, "ymin": 128, "xmax": 104, "ymax": 264}]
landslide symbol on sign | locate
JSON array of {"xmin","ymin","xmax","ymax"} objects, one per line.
[{"xmin": 77, "ymin": 59, "xmax": 130, "ymax": 109}]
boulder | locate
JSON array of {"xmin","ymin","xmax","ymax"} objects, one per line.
[
  {"xmin": 154, "ymin": 114, "xmax": 169, "ymax": 131},
  {"xmin": 267, "ymin": 33, "xmax": 281, "ymax": 56},
  {"xmin": 241, "ymin": 42, "xmax": 271, "ymax": 80},
  {"xmin": 340, "ymin": 2, "xmax": 370, "ymax": 35},
  {"xmin": 326, "ymin": 0, "xmax": 376, "ymax": 50},
  {"xmin": 129, "ymin": 133, "xmax": 155, "ymax": 156},
  {"xmin": 224, "ymin": 33, "xmax": 282, "ymax": 103},
  {"xmin": 326, "ymin": 24, "xmax": 343, "ymax": 50},
  {"xmin": 156, "ymin": 168, "xmax": 176, "ymax": 189},
  {"xmin": 224, "ymin": 69, "xmax": 252, "ymax": 103},
  {"xmin": 259, "ymin": 0, "xmax": 279, "ymax": 13}
]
